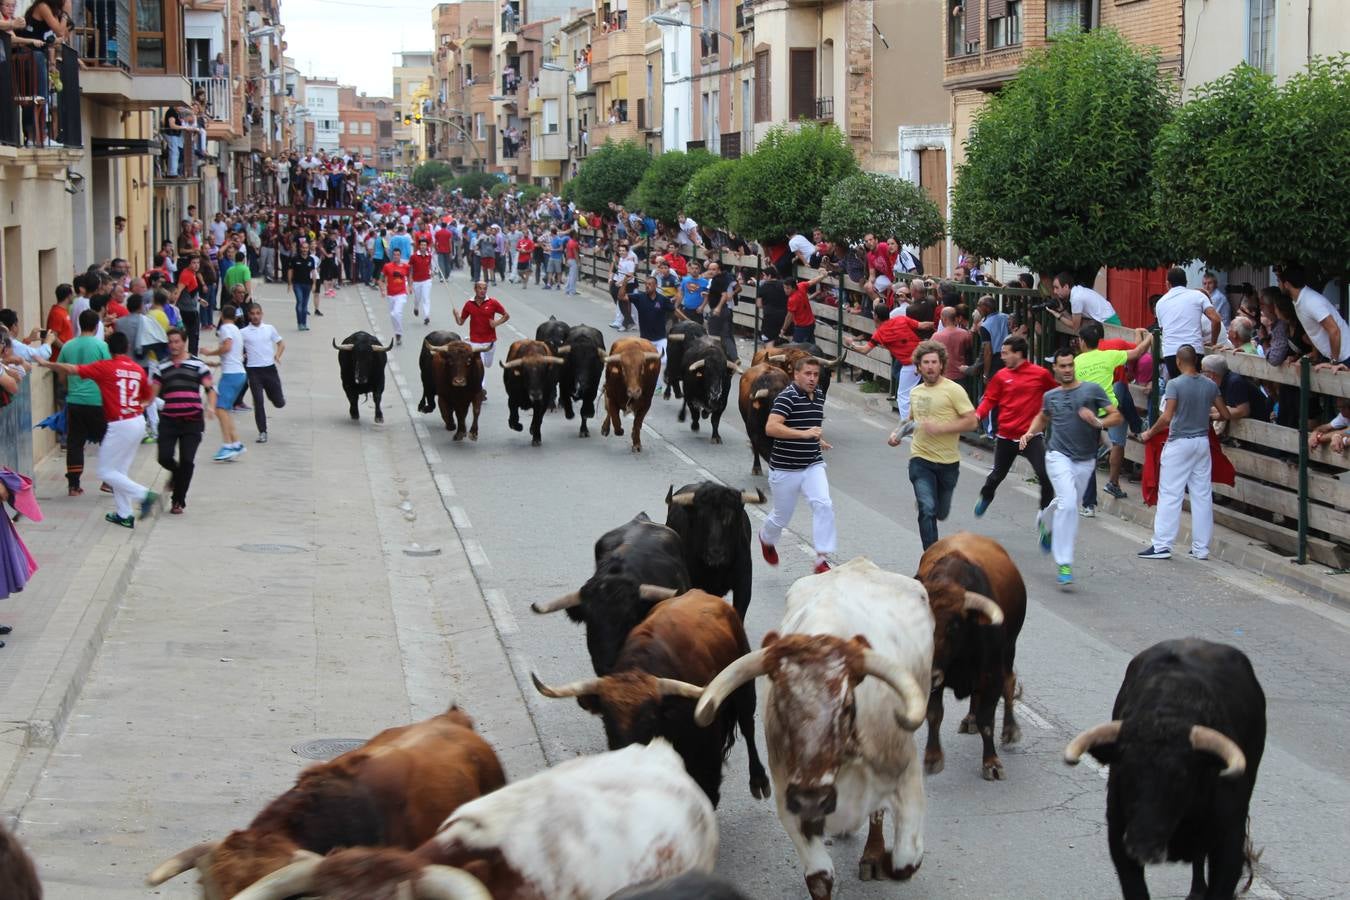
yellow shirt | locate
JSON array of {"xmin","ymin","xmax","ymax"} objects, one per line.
[
  {"xmin": 909, "ymin": 377, "xmax": 974, "ymax": 465},
  {"xmin": 1074, "ymin": 348, "xmax": 1127, "ymax": 413}
]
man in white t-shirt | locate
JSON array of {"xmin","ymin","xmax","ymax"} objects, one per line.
[
  {"xmin": 199, "ymin": 303, "xmax": 248, "ymax": 460},
  {"xmin": 609, "ymin": 242, "xmax": 639, "ymax": 330},
  {"xmin": 1052, "ymin": 272, "xmax": 1120, "ymax": 333},
  {"xmin": 1154, "ymin": 266, "xmax": 1222, "ymax": 377},
  {"xmin": 239, "ymin": 303, "xmax": 286, "ymax": 443},
  {"xmin": 785, "ymin": 232, "xmax": 816, "ymax": 276},
  {"xmin": 676, "ymin": 212, "xmax": 702, "ymax": 249},
  {"xmin": 1280, "ymin": 262, "xmax": 1349, "ymax": 365}
]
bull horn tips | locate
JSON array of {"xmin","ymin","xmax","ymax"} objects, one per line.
[
  {"xmin": 741, "ymin": 489, "xmax": 765, "ymax": 504},
  {"xmin": 1064, "ymin": 721, "xmax": 1124, "ymax": 765},
  {"xmin": 529, "ymin": 671, "xmax": 553, "ymax": 696},
  {"xmin": 962, "ymin": 591, "xmax": 1005, "ymax": 627},
  {"xmin": 414, "ymin": 865, "xmax": 494, "ymax": 900},
  {"xmin": 147, "ymin": 840, "xmax": 220, "ymax": 885},
  {"xmin": 1190, "ymin": 725, "xmax": 1247, "ymax": 778},
  {"xmin": 530, "ymin": 591, "xmax": 581, "ymax": 614},
  {"xmin": 638, "ymin": 583, "xmax": 680, "ymax": 600},
  {"xmin": 668, "ymin": 492, "xmax": 696, "ymax": 507},
  {"xmin": 557, "ymin": 344, "xmax": 572, "ymax": 354}
]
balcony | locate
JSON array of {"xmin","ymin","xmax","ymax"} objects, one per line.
[
  {"xmin": 502, "ymin": 1, "xmax": 520, "ymax": 36},
  {"xmin": 814, "ymin": 96, "xmax": 834, "ymax": 121},
  {"xmin": 72, "ymin": 0, "xmax": 192, "ymax": 108},
  {"xmin": 2, "ymin": 43, "xmax": 82, "ymax": 148},
  {"xmin": 189, "ymin": 76, "xmax": 235, "ymax": 136},
  {"xmin": 574, "ymin": 65, "xmax": 591, "ymax": 95},
  {"xmin": 736, "ymin": 1, "xmax": 754, "ymax": 31}
]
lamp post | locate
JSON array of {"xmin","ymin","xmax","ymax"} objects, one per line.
[{"xmin": 425, "ymin": 111, "xmax": 485, "ymax": 171}]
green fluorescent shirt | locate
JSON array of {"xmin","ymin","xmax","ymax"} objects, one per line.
[
  {"xmin": 223, "ymin": 263, "xmax": 252, "ymax": 293},
  {"xmin": 58, "ymin": 335, "xmax": 112, "ymax": 406},
  {"xmin": 1073, "ymin": 349, "xmax": 1127, "ymax": 414}
]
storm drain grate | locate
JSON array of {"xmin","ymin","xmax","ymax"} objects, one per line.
[
  {"xmin": 238, "ymin": 543, "xmax": 309, "ymax": 555},
  {"xmin": 292, "ymin": 738, "xmax": 366, "ymax": 761}
]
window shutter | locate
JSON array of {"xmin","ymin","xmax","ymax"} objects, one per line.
[
  {"xmin": 788, "ymin": 48, "xmax": 814, "ymax": 121},
  {"xmin": 987, "ymin": 0, "xmax": 1007, "ymax": 20},
  {"xmin": 754, "ymin": 50, "xmax": 770, "ymax": 123}
]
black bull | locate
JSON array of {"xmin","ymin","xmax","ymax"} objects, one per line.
[
  {"xmin": 677, "ymin": 337, "xmax": 740, "ymax": 444},
  {"xmin": 333, "ymin": 332, "xmax": 394, "ymax": 423},
  {"xmin": 558, "ymin": 324, "xmax": 606, "ymax": 438},
  {"xmin": 664, "ymin": 482, "xmax": 763, "ymax": 620}
]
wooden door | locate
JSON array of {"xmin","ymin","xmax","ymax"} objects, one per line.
[
  {"xmin": 918, "ymin": 147, "xmax": 947, "ymax": 275},
  {"xmin": 788, "ymin": 48, "xmax": 815, "ymax": 121}
]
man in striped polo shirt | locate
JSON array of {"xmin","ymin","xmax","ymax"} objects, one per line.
[
  {"xmin": 150, "ymin": 329, "xmax": 214, "ymax": 514},
  {"xmin": 759, "ymin": 355, "xmax": 837, "ymax": 574}
]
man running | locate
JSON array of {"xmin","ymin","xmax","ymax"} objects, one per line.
[
  {"xmin": 149, "ymin": 329, "xmax": 214, "ymax": 514},
  {"xmin": 40, "ymin": 332, "xmax": 158, "ymax": 527},
  {"xmin": 240, "ymin": 303, "xmax": 286, "ymax": 443},
  {"xmin": 199, "ymin": 304, "xmax": 246, "ymax": 460},
  {"xmin": 759, "ymin": 356, "xmax": 836, "ymax": 574},
  {"xmin": 287, "ymin": 237, "xmax": 318, "ymax": 331},
  {"xmin": 433, "ymin": 220, "xmax": 454, "ymax": 282},
  {"xmin": 454, "ymin": 281, "xmax": 509, "ymax": 400},
  {"xmin": 410, "ymin": 237, "xmax": 435, "ymax": 325},
  {"xmin": 515, "ymin": 230, "xmax": 535, "ymax": 290},
  {"xmin": 1019, "ymin": 348, "xmax": 1121, "ymax": 589},
  {"xmin": 380, "ymin": 247, "xmax": 411, "ymax": 346}
]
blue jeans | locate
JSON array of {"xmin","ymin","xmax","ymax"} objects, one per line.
[
  {"xmin": 908, "ymin": 456, "xmax": 960, "ymax": 550},
  {"xmin": 166, "ymin": 133, "xmax": 183, "ymax": 176},
  {"xmin": 293, "ymin": 282, "xmax": 312, "ymax": 326}
]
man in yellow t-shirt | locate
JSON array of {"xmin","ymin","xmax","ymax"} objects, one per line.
[{"xmin": 898, "ymin": 339, "xmax": 978, "ymax": 550}]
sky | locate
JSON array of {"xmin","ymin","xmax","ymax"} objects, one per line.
[{"xmin": 281, "ymin": 0, "xmax": 435, "ymax": 98}]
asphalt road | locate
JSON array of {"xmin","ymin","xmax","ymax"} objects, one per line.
[{"xmin": 371, "ymin": 270, "xmax": 1349, "ymax": 900}]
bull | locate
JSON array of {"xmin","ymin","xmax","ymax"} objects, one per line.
[
  {"xmin": 535, "ymin": 316, "xmax": 570, "ymax": 409},
  {"xmin": 532, "ymin": 590, "xmax": 770, "ymax": 807},
  {"xmin": 677, "ymin": 337, "xmax": 740, "ymax": 444},
  {"xmin": 333, "ymin": 331, "xmax": 394, "ymax": 423},
  {"xmin": 753, "ymin": 343, "xmax": 837, "ymax": 397},
  {"xmin": 664, "ymin": 319, "xmax": 707, "ymax": 400},
  {"xmin": 424, "ymin": 338, "xmax": 485, "ymax": 441},
  {"xmin": 602, "ymin": 337, "xmax": 662, "ymax": 453},
  {"xmin": 501, "ymin": 339, "xmax": 564, "ymax": 446},
  {"xmin": 0, "ymin": 821, "xmax": 40, "ymax": 900},
  {"xmin": 147, "ymin": 706, "xmax": 504, "ymax": 900},
  {"xmin": 532, "ymin": 512, "xmax": 691, "ymax": 676},
  {"xmin": 417, "ymin": 330, "xmax": 462, "ymax": 413},
  {"xmin": 232, "ymin": 740, "xmax": 717, "ymax": 900},
  {"xmin": 915, "ymin": 532, "xmax": 1027, "ymax": 781},
  {"xmin": 737, "ymin": 363, "xmax": 790, "ymax": 476},
  {"xmin": 610, "ymin": 872, "xmax": 751, "ymax": 900},
  {"xmin": 694, "ymin": 557, "xmax": 934, "ymax": 900},
  {"xmin": 1064, "ymin": 639, "xmax": 1265, "ymax": 900},
  {"xmin": 664, "ymin": 482, "xmax": 762, "ymax": 619},
  {"xmin": 557, "ymin": 324, "xmax": 606, "ymax": 437}
]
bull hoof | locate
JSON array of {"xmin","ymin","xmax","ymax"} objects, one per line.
[
  {"xmin": 710, "ymin": 434, "xmax": 722, "ymax": 445},
  {"xmin": 858, "ymin": 858, "xmax": 881, "ymax": 881},
  {"xmin": 631, "ymin": 443, "xmax": 642, "ymax": 453},
  {"xmin": 531, "ymin": 437, "xmax": 541, "ymax": 447},
  {"xmin": 690, "ymin": 420, "xmax": 700, "ymax": 432},
  {"xmin": 374, "ymin": 414, "xmax": 384, "ymax": 424},
  {"xmin": 601, "ymin": 422, "xmax": 610, "ymax": 436},
  {"xmin": 958, "ymin": 714, "xmax": 977, "ymax": 734},
  {"xmin": 579, "ymin": 427, "xmax": 589, "ymax": 438},
  {"xmin": 614, "ymin": 426, "xmax": 624, "ymax": 436},
  {"xmin": 749, "ymin": 773, "xmax": 771, "ymax": 800},
  {"xmin": 564, "ymin": 409, "xmax": 575, "ymax": 420},
  {"xmin": 752, "ymin": 465, "xmax": 762, "ymax": 476},
  {"xmin": 1002, "ymin": 723, "xmax": 1023, "ymax": 745},
  {"xmin": 889, "ymin": 861, "xmax": 921, "ymax": 881},
  {"xmin": 469, "ymin": 431, "xmax": 478, "ymax": 441},
  {"xmin": 509, "ymin": 421, "xmax": 523, "ymax": 432},
  {"xmin": 981, "ymin": 758, "xmax": 1006, "ymax": 781},
  {"xmin": 923, "ymin": 751, "xmax": 945, "ymax": 775},
  {"xmin": 417, "ymin": 401, "xmax": 432, "ymax": 413},
  {"xmin": 805, "ymin": 872, "xmax": 833, "ymax": 900},
  {"xmin": 453, "ymin": 432, "xmax": 465, "ymax": 441},
  {"xmin": 677, "ymin": 409, "xmax": 687, "ymax": 423},
  {"xmin": 349, "ymin": 412, "xmax": 359, "ymax": 420}
]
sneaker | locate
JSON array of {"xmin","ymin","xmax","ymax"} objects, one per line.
[
  {"xmin": 256, "ymin": 432, "xmax": 269, "ymax": 444},
  {"xmin": 100, "ymin": 482, "xmax": 112, "ymax": 494},
  {"xmin": 1137, "ymin": 545, "xmax": 1172, "ymax": 560},
  {"xmin": 1056, "ymin": 565, "xmax": 1073, "ymax": 588},
  {"xmin": 139, "ymin": 490, "xmax": 159, "ymax": 519},
  {"xmin": 412, "ymin": 307, "xmax": 421, "ymax": 318},
  {"xmin": 170, "ymin": 503, "xmax": 185, "ymax": 515},
  {"xmin": 1187, "ymin": 550, "xmax": 1209, "ymax": 561},
  {"xmin": 213, "ymin": 446, "xmax": 233, "ymax": 461},
  {"xmin": 230, "ymin": 442, "xmax": 246, "ymax": 453},
  {"xmin": 1079, "ymin": 506, "xmax": 1095, "ymax": 518},
  {"xmin": 141, "ymin": 433, "xmax": 157, "ymax": 445},
  {"xmin": 67, "ymin": 486, "xmax": 83, "ymax": 497},
  {"xmin": 1103, "ymin": 482, "xmax": 1127, "ymax": 500},
  {"xmin": 234, "ymin": 402, "xmax": 251, "ymax": 411},
  {"xmin": 974, "ymin": 496, "xmax": 990, "ymax": 518},
  {"xmin": 298, "ymin": 324, "xmax": 310, "ymax": 331},
  {"xmin": 396, "ymin": 335, "xmax": 403, "ymax": 346},
  {"xmin": 315, "ymin": 308, "xmax": 325, "ymax": 316},
  {"xmin": 1038, "ymin": 518, "xmax": 1052, "ymax": 554},
  {"xmin": 813, "ymin": 559, "xmax": 832, "ymax": 574},
  {"xmin": 105, "ymin": 512, "xmax": 134, "ymax": 529},
  {"xmin": 759, "ymin": 537, "xmax": 779, "ymax": 567},
  {"xmin": 424, "ymin": 317, "xmax": 430, "ymax": 325}
]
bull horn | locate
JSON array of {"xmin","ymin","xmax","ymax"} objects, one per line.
[
  {"xmin": 667, "ymin": 491, "xmax": 696, "ymax": 506},
  {"xmin": 146, "ymin": 840, "xmax": 220, "ymax": 885},
  {"xmin": 667, "ymin": 333, "xmax": 686, "ymax": 342},
  {"xmin": 1190, "ymin": 725, "xmax": 1246, "ymax": 778},
  {"xmin": 332, "ymin": 339, "xmax": 355, "ymax": 351},
  {"xmin": 767, "ymin": 354, "xmax": 786, "ymax": 362},
  {"xmin": 752, "ymin": 388, "xmax": 770, "ymax": 399},
  {"xmin": 727, "ymin": 362, "xmax": 744, "ymax": 374},
  {"xmin": 414, "ymin": 866, "xmax": 494, "ymax": 900},
  {"xmin": 376, "ymin": 337, "xmax": 396, "ymax": 352},
  {"xmin": 686, "ymin": 359, "xmax": 707, "ymax": 372},
  {"xmin": 557, "ymin": 344, "xmax": 572, "ymax": 354},
  {"xmin": 606, "ymin": 353, "xmax": 621, "ymax": 363},
  {"xmin": 861, "ymin": 649, "xmax": 928, "ymax": 731},
  {"xmin": 531, "ymin": 671, "xmax": 604, "ymax": 699},
  {"xmin": 962, "ymin": 591, "xmax": 1004, "ymax": 626},
  {"xmin": 230, "ymin": 854, "xmax": 321, "ymax": 900},
  {"xmin": 657, "ymin": 677, "xmax": 706, "ymax": 699},
  {"xmin": 740, "ymin": 489, "xmax": 765, "ymax": 504},
  {"xmin": 542, "ymin": 356, "xmax": 566, "ymax": 365},
  {"xmin": 816, "ymin": 356, "xmax": 841, "ymax": 369},
  {"xmin": 599, "ymin": 348, "xmax": 610, "ymax": 361},
  {"xmin": 644, "ymin": 352, "xmax": 662, "ymax": 361},
  {"xmin": 1063, "ymin": 720, "xmax": 1123, "ymax": 765},
  {"xmin": 501, "ymin": 358, "xmax": 526, "ymax": 369},
  {"xmin": 423, "ymin": 341, "xmax": 452, "ymax": 353},
  {"xmin": 638, "ymin": 584, "xmax": 680, "ymax": 601},
  {"xmin": 694, "ymin": 648, "xmax": 769, "ymax": 727},
  {"xmin": 531, "ymin": 591, "xmax": 581, "ymax": 614},
  {"xmin": 932, "ymin": 669, "xmax": 945, "ymax": 689}
]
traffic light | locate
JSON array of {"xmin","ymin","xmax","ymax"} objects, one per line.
[
  {"xmin": 402, "ymin": 114, "xmax": 412, "ymax": 126},
  {"xmin": 414, "ymin": 112, "xmax": 423, "ymax": 124}
]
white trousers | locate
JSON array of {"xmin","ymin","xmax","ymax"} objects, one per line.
[
  {"xmin": 1152, "ymin": 435, "xmax": 1213, "ymax": 555},
  {"xmin": 652, "ymin": 337, "xmax": 667, "ymax": 387},
  {"xmin": 1045, "ymin": 450, "xmax": 1095, "ymax": 567},
  {"xmin": 100, "ymin": 417, "xmax": 149, "ymax": 519},
  {"xmin": 761, "ymin": 463, "xmax": 837, "ymax": 555},
  {"xmin": 896, "ymin": 364, "xmax": 921, "ymax": 422},
  {"xmin": 412, "ymin": 279, "xmax": 432, "ymax": 320},
  {"xmin": 470, "ymin": 341, "xmax": 495, "ymax": 368},
  {"xmin": 388, "ymin": 292, "xmax": 407, "ymax": 336}
]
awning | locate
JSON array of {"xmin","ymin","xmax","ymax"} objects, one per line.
[{"xmin": 91, "ymin": 137, "xmax": 157, "ymax": 158}]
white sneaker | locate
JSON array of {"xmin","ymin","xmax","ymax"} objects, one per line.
[{"xmin": 1079, "ymin": 506, "xmax": 1096, "ymax": 518}]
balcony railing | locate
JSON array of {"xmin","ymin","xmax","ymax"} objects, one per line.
[
  {"xmin": 2, "ymin": 39, "xmax": 82, "ymax": 148},
  {"xmin": 502, "ymin": 1, "xmax": 519, "ymax": 34},
  {"xmin": 190, "ymin": 76, "xmax": 232, "ymax": 125},
  {"xmin": 814, "ymin": 96, "xmax": 834, "ymax": 120},
  {"xmin": 574, "ymin": 66, "xmax": 590, "ymax": 94}
]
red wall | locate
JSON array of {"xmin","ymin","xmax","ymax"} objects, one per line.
[{"xmin": 1106, "ymin": 267, "xmax": 1169, "ymax": 327}]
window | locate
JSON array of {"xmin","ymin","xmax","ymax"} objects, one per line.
[
  {"xmin": 362, "ymin": 121, "xmax": 372, "ymax": 135},
  {"xmin": 788, "ymin": 48, "xmax": 815, "ymax": 121},
  {"xmin": 987, "ymin": 1, "xmax": 1022, "ymax": 49},
  {"xmin": 1247, "ymin": 0, "xmax": 1275, "ymax": 74},
  {"xmin": 669, "ymin": 43, "xmax": 679, "ymax": 77},
  {"xmin": 543, "ymin": 98, "xmax": 560, "ymax": 133},
  {"xmin": 753, "ymin": 50, "xmax": 770, "ymax": 123},
  {"xmin": 135, "ymin": 0, "xmax": 166, "ymax": 70},
  {"xmin": 475, "ymin": 112, "xmax": 486, "ymax": 140},
  {"xmin": 1046, "ymin": 0, "xmax": 1092, "ymax": 38},
  {"xmin": 700, "ymin": 0, "xmax": 720, "ymax": 56}
]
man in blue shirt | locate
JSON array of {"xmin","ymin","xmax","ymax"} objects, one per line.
[
  {"xmin": 547, "ymin": 229, "xmax": 567, "ymax": 290},
  {"xmin": 388, "ymin": 225, "xmax": 413, "ymax": 262},
  {"xmin": 622, "ymin": 275, "xmax": 675, "ymax": 391},
  {"xmin": 678, "ymin": 260, "xmax": 708, "ymax": 321}
]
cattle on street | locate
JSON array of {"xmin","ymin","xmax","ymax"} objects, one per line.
[
  {"xmin": 501, "ymin": 338, "xmax": 565, "ymax": 446},
  {"xmin": 602, "ymin": 337, "xmax": 663, "ymax": 452},
  {"xmin": 664, "ymin": 319, "xmax": 707, "ymax": 400},
  {"xmin": 737, "ymin": 362, "xmax": 791, "ymax": 476},
  {"xmin": 332, "ymin": 331, "xmax": 393, "ymax": 423},
  {"xmin": 678, "ymin": 336, "xmax": 739, "ymax": 445},
  {"xmin": 557, "ymin": 323, "xmax": 606, "ymax": 437},
  {"xmin": 664, "ymin": 482, "xmax": 763, "ymax": 619},
  {"xmin": 424, "ymin": 337, "xmax": 485, "ymax": 441},
  {"xmin": 417, "ymin": 329, "xmax": 462, "ymax": 413}
]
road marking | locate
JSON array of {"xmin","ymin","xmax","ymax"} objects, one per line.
[
  {"xmin": 449, "ymin": 505, "xmax": 471, "ymax": 529},
  {"xmin": 413, "ymin": 422, "xmax": 430, "ymax": 440},
  {"xmin": 483, "ymin": 588, "xmax": 518, "ymax": 636},
  {"xmin": 462, "ymin": 538, "xmax": 490, "ymax": 569},
  {"xmin": 434, "ymin": 473, "xmax": 456, "ymax": 498},
  {"xmin": 423, "ymin": 444, "xmax": 442, "ymax": 466}
]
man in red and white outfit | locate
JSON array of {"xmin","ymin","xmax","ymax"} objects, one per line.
[
  {"xmin": 410, "ymin": 236, "xmax": 435, "ymax": 326},
  {"xmin": 381, "ymin": 247, "xmax": 411, "ymax": 345}
]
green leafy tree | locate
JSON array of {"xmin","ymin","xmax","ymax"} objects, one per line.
[
  {"xmin": 820, "ymin": 172, "xmax": 946, "ymax": 250},
  {"xmin": 950, "ymin": 29, "xmax": 1174, "ymax": 277},
  {"xmin": 634, "ymin": 149, "xmax": 718, "ymax": 225},
  {"xmin": 411, "ymin": 160, "xmax": 454, "ymax": 192},
  {"xmin": 517, "ymin": 183, "xmax": 545, "ymax": 205},
  {"xmin": 726, "ymin": 123, "xmax": 859, "ymax": 242},
  {"xmin": 570, "ymin": 140, "xmax": 652, "ymax": 212},
  {"xmin": 1153, "ymin": 56, "xmax": 1350, "ymax": 280},
  {"xmin": 454, "ymin": 171, "xmax": 499, "ymax": 198},
  {"xmin": 680, "ymin": 159, "xmax": 739, "ymax": 231}
]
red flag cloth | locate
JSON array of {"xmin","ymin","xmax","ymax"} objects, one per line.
[{"xmin": 1141, "ymin": 430, "xmax": 1236, "ymax": 507}]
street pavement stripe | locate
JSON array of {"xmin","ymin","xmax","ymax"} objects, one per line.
[
  {"xmin": 449, "ymin": 505, "xmax": 471, "ymax": 529},
  {"xmin": 483, "ymin": 588, "xmax": 518, "ymax": 636},
  {"xmin": 434, "ymin": 473, "xmax": 456, "ymax": 498}
]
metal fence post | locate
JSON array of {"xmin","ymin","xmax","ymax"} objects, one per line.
[
  {"xmin": 1149, "ymin": 328, "xmax": 1162, "ymax": 423},
  {"xmin": 1297, "ymin": 356, "xmax": 1311, "ymax": 564}
]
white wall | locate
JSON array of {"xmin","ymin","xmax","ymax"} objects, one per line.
[
  {"xmin": 305, "ymin": 84, "xmax": 341, "ymax": 152},
  {"xmin": 658, "ymin": 5, "xmax": 692, "ymax": 151}
]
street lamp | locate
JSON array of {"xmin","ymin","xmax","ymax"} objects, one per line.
[{"xmin": 644, "ymin": 13, "xmax": 736, "ymax": 47}]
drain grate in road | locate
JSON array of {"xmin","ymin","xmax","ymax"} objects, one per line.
[
  {"xmin": 292, "ymin": 738, "xmax": 366, "ymax": 761},
  {"xmin": 238, "ymin": 543, "xmax": 309, "ymax": 555}
]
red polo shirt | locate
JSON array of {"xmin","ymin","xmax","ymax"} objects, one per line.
[
  {"xmin": 459, "ymin": 298, "xmax": 506, "ymax": 344},
  {"xmin": 382, "ymin": 261, "xmax": 410, "ymax": 295},
  {"xmin": 975, "ymin": 360, "xmax": 1057, "ymax": 440}
]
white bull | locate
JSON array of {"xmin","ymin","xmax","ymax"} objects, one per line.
[{"xmin": 695, "ymin": 557, "xmax": 934, "ymax": 900}]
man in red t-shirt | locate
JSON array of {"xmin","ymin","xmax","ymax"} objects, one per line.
[
  {"xmin": 781, "ymin": 270, "xmax": 831, "ymax": 345},
  {"xmin": 564, "ymin": 233, "xmax": 581, "ymax": 294},
  {"xmin": 515, "ymin": 233, "xmax": 535, "ymax": 290},
  {"xmin": 41, "ymin": 331, "xmax": 157, "ymax": 526},
  {"xmin": 410, "ymin": 237, "xmax": 435, "ymax": 326},
  {"xmin": 454, "ymin": 281, "xmax": 509, "ymax": 398},
  {"xmin": 47, "ymin": 284, "xmax": 75, "ymax": 343},
  {"xmin": 844, "ymin": 309, "xmax": 935, "ymax": 421},
  {"xmin": 433, "ymin": 223, "xmax": 453, "ymax": 282},
  {"xmin": 381, "ymin": 248, "xmax": 412, "ymax": 345}
]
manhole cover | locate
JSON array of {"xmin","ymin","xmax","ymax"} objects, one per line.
[
  {"xmin": 292, "ymin": 738, "xmax": 366, "ymax": 761},
  {"xmin": 238, "ymin": 543, "xmax": 308, "ymax": 555}
]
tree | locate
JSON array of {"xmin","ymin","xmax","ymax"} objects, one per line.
[
  {"xmin": 453, "ymin": 171, "xmax": 499, "ymax": 198},
  {"xmin": 820, "ymin": 172, "xmax": 946, "ymax": 250},
  {"xmin": 726, "ymin": 123, "xmax": 859, "ymax": 242},
  {"xmin": 634, "ymin": 149, "xmax": 718, "ymax": 225},
  {"xmin": 569, "ymin": 140, "xmax": 651, "ymax": 212},
  {"xmin": 411, "ymin": 160, "xmax": 454, "ymax": 192},
  {"xmin": 1153, "ymin": 56, "xmax": 1350, "ymax": 280},
  {"xmin": 950, "ymin": 29, "xmax": 1174, "ymax": 277},
  {"xmin": 680, "ymin": 159, "xmax": 739, "ymax": 232}
]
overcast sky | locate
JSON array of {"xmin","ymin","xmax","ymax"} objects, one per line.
[{"xmin": 282, "ymin": 0, "xmax": 434, "ymax": 98}]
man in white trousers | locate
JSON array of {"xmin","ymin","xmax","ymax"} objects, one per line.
[
  {"xmin": 1137, "ymin": 344, "xmax": 1231, "ymax": 561},
  {"xmin": 759, "ymin": 356, "xmax": 836, "ymax": 574},
  {"xmin": 1020, "ymin": 347, "xmax": 1120, "ymax": 590},
  {"xmin": 41, "ymin": 332, "xmax": 159, "ymax": 527},
  {"xmin": 410, "ymin": 236, "xmax": 435, "ymax": 326},
  {"xmin": 380, "ymin": 247, "xmax": 411, "ymax": 346}
]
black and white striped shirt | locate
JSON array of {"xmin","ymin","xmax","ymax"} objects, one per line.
[{"xmin": 769, "ymin": 382, "xmax": 824, "ymax": 471}]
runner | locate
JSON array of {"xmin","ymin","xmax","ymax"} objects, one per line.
[
  {"xmin": 410, "ymin": 236, "xmax": 435, "ymax": 325},
  {"xmin": 515, "ymin": 230, "xmax": 535, "ymax": 291},
  {"xmin": 240, "ymin": 303, "xmax": 286, "ymax": 443},
  {"xmin": 759, "ymin": 356, "xmax": 836, "ymax": 574},
  {"xmin": 56, "ymin": 309, "xmax": 110, "ymax": 496},
  {"xmin": 454, "ymin": 281, "xmax": 509, "ymax": 401},
  {"xmin": 149, "ymin": 329, "xmax": 214, "ymax": 515},
  {"xmin": 287, "ymin": 237, "xmax": 318, "ymax": 331},
  {"xmin": 198, "ymin": 304, "xmax": 246, "ymax": 461},
  {"xmin": 380, "ymin": 247, "xmax": 412, "ymax": 346}
]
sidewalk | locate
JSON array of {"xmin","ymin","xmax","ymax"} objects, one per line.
[{"xmin": 0, "ymin": 282, "xmax": 545, "ymax": 896}]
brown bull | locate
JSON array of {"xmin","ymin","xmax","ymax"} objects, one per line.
[
  {"xmin": 915, "ymin": 533, "xmax": 1027, "ymax": 781},
  {"xmin": 147, "ymin": 706, "xmax": 505, "ymax": 900},
  {"xmin": 737, "ymin": 363, "xmax": 790, "ymax": 476},
  {"xmin": 426, "ymin": 339, "xmax": 486, "ymax": 441},
  {"xmin": 601, "ymin": 337, "xmax": 662, "ymax": 453},
  {"xmin": 0, "ymin": 820, "xmax": 41, "ymax": 900}
]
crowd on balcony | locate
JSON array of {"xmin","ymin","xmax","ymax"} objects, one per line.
[
  {"xmin": 501, "ymin": 124, "xmax": 523, "ymax": 159},
  {"xmin": 1, "ymin": 0, "xmax": 76, "ymax": 148}
]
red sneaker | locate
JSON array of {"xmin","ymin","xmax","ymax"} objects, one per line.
[
  {"xmin": 813, "ymin": 560, "xmax": 832, "ymax": 574},
  {"xmin": 759, "ymin": 537, "xmax": 779, "ymax": 566}
]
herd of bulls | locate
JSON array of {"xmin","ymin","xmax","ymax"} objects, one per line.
[{"xmin": 114, "ymin": 481, "xmax": 1268, "ymax": 900}]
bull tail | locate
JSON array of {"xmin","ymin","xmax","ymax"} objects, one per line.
[{"xmin": 1240, "ymin": 815, "xmax": 1262, "ymax": 895}]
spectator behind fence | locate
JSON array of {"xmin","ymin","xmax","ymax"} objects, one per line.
[
  {"xmin": 1279, "ymin": 262, "xmax": 1350, "ymax": 368},
  {"xmin": 1154, "ymin": 266, "xmax": 1222, "ymax": 378},
  {"xmin": 1200, "ymin": 354, "xmax": 1269, "ymax": 432},
  {"xmin": 1052, "ymin": 271, "xmax": 1121, "ymax": 333}
]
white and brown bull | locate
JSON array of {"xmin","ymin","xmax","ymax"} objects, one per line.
[
  {"xmin": 694, "ymin": 557, "xmax": 934, "ymax": 900},
  {"xmin": 602, "ymin": 337, "xmax": 663, "ymax": 453}
]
